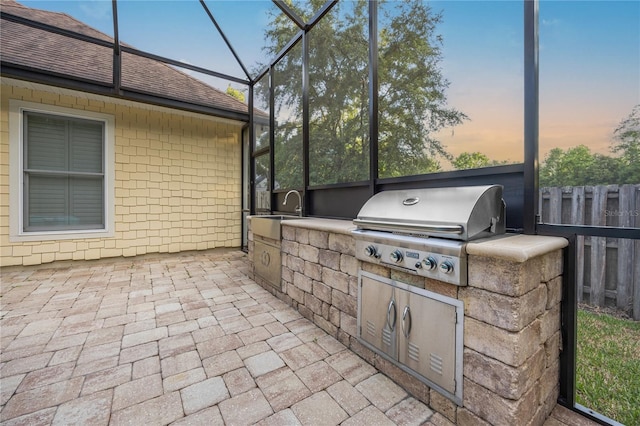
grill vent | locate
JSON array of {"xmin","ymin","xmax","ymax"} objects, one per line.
[{"xmin": 430, "ymin": 353, "xmax": 444, "ymax": 375}]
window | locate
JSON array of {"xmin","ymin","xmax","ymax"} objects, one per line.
[{"xmin": 10, "ymin": 100, "xmax": 114, "ymax": 241}]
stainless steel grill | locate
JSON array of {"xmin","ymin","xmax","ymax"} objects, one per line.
[
  {"xmin": 354, "ymin": 184, "xmax": 506, "ymax": 405},
  {"xmin": 352, "ymin": 184, "xmax": 505, "ymax": 286}
]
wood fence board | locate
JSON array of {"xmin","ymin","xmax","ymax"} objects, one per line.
[
  {"xmin": 541, "ymin": 184, "xmax": 639, "ymax": 318},
  {"xmin": 589, "ymin": 186, "xmax": 608, "ymax": 306},
  {"xmin": 571, "ymin": 187, "xmax": 586, "ymax": 303},
  {"xmin": 549, "ymin": 187, "xmax": 562, "ymax": 224},
  {"xmin": 617, "ymin": 185, "xmax": 634, "ymax": 311}
]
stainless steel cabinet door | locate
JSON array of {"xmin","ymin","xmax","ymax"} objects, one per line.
[
  {"xmin": 398, "ymin": 290, "xmax": 457, "ymax": 394},
  {"xmin": 359, "ymin": 274, "xmax": 397, "ymax": 359},
  {"xmin": 253, "ymin": 240, "xmax": 281, "ymax": 290}
]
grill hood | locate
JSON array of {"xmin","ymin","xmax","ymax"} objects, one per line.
[{"xmin": 353, "ymin": 184, "xmax": 505, "ymax": 241}]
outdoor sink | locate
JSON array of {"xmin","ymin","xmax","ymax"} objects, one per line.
[{"xmin": 251, "ymin": 215, "xmax": 306, "ymax": 240}]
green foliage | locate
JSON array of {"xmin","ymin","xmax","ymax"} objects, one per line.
[
  {"xmin": 452, "ymin": 152, "xmax": 508, "ymax": 170},
  {"xmin": 225, "ymin": 84, "xmax": 245, "ymax": 103},
  {"xmin": 377, "ymin": 0, "xmax": 467, "ymax": 178},
  {"xmin": 612, "ymin": 104, "xmax": 640, "ymax": 183},
  {"xmin": 540, "ymin": 106, "xmax": 640, "ymax": 187}
]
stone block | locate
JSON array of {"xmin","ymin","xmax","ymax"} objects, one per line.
[
  {"xmin": 288, "ymin": 285, "xmax": 305, "ymax": 304},
  {"xmin": 281, "ymin": 240, "xmax": 299, "ymax": 256},
  {"xmin": 541, "ymin": 250, "xmax": 563, "ymax": 282},
  {"xmin": 361, "ymin": 262, "xmax": 391, "ymax": 277},
  {"xmin": 299, "ymin": 244, "xmax": 319, "ymax": 263},
  {"xmin": 329, "ymin": 306, "xmax": 341, "ymax": 326},
  {"xmin": 321, "ymin": 301, "xmax": 331, "ymax": 319},
  {"xmin": 391, "ymin": 269, "xmax": 424, "ymax": 288},
  {"xmin": 319, "ymin": 249, "xmax": 340, "ymax": 269},
  {"xmin": 464, "ymin": 317, "xmax": 542, "ymax": 367},
  {"xmin": 328, "ymin": 233, "xmax": 355, "ymax": 256},
  {"xmin": 424, "ymin": 279, "xmax": 458, "ymax": 299},
  {"xmin": 304, "ymin": 261, "xmax": 323, "ymax": 281},
  {"xmin": 457, "ymin": 408, "xmax": 491, "ymax": 426},
  {"xmin": 349, "ymin": 275, "xmax": 359, "ymax": 297},
  {"xmin": 281, "ymin": 225, "xmax": 296, "ymax": 241},
  {"xmin": 314, "ymin": 314, "xmax": 338, "ymax": 336},
  {"xmin": 340, "ymin": 254, "xmax": 359, "ymax": 277},
  {"xmin": 332, "ymin": 289, "xmax": 357, "ymax": 317},
  {"xmin": 429, "ymin": 389, "xmax": 457, "ymax": 423},
  {"xmin": 290, "ymin": 227, "xmax": 307, "ymax": 243},
  {"xmin": 285, "ymin": 255, "xmax": 303, "ymax": 273},
  {"xmin": 313, "ymin": 281, "xmax": 332, "ymax": 303},
  {"xmin": 544, "ymin": 331, "xmax": 561, "ymax": 367},
  {"xmin": 540, "ymin": 304, "xmax": 561, "ymax": 344},
  {"xmin": 538, "ymin": 359, "xmax": 559, "ymax": 407},
  {"xmin": 281, "ymin": 266, "xmax": 294, "ymax": 285},
  {"xmin": 460, "ymin": 285, "xmax": 547, "ymax": 332},
  {"xmin": 323, "ymin": 267, "xmax": 349, "ymax": 294},
  {"xmin": 292, "ymin": 302, "xmax": 315, "ymax": 321},
  {"xmin": 546, "ymin": 276, "xmax": 562, "ymax": 310},
  {"xmin": 468, "ymin": 255, "xmax": 542, "ymax": 297},
  {"xmin": 340, "ymin": 312, "xmax": 357, "ymax": 337},
  {"xmin": 293, "ymin": 272, "xmax": 313, "ymax": 293},
  {"xmin": 305, "ymin": 293, "xmax": 323, "ymax": 316},
  {"xmin": 463, "ymin": 378, "xmax": 540, "ymax": 426},
  {"xmin": 309, "ymin": 230, "xmax": 329, "ymax": 249},
  {"xmin": 463, "ymin": 347, "xmax": 546, "ymax": 400}
]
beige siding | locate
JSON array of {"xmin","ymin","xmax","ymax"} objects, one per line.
[{"xmin": 1, "ymin": 82, "xmax": 243, "ymax": 266}]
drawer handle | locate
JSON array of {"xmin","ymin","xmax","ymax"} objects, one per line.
[
  {"xmin": 387, "ymin": 299, "xmax": 397, "ymax": 330},
  {"xmin": 260, "ymin": 251, "xmax": 270, "ymax": 266},
  {"xmin": 402, "ymin": 306, "xmax": 412, "ymax": 338}
]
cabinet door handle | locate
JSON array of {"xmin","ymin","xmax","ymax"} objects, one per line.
[
  {"xmin": 402, "ymin": 306, "xmax": 412, "ymax": 338},
  {"xmin": 387, "ymin": 299, "xmax": 397, "ymax": 330},
  {"xmin": 260, "ymin": 251, "xmax": 270, "ymax": 266}
]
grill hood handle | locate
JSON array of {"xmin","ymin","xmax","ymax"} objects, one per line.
[{"xmin": 352, "ymin": 219, "xmax": 463, "ymax": 234}]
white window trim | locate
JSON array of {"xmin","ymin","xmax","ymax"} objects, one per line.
[{"xmin": 9, "ymin": 100, "xmax": 115, "ymax": 242}]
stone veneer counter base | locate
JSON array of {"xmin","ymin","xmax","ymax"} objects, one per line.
[{"xmin": 249, "ymin": 217, "xmax": 568, "ymax": 426}]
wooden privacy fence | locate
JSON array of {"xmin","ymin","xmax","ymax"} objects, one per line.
[{"xmin": 540, "ymin": 184, "xmax": 640, "ymax": 320}]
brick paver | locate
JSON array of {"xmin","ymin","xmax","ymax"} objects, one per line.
[{"xmin": 0, "ymin": 250, "xmax": 437, "ymax": 425}]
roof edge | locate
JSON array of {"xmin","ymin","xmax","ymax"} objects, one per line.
[{"xmin": 1, "ymin": 75, "xmax": 248, "ymax": 126}]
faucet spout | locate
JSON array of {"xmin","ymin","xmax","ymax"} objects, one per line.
[{"xmin": 283, "ymin": 190, "xmax": 303, "ymax": 217}]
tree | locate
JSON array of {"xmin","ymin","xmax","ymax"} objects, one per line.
[
  {"xmin": 226, "ymin": 85, "xmax": 245, "ymax": 103},
  {"xmin": 612, "ymin": 105, "xmax": 640, "ymax": 183},
  {"xmin": 378, "ymin": 1, "xmax": 467, "ymax": 178},
  {"xmin": 539, "ymin": 145, "xmax": 621, "ymax": 187},
  {"xmin": 452, "ymin": 152, "xmax": 508, "ymax": 170},
  {"xmin": 255, "ymin": 0, "xmax": 466, "ymax": 186}
]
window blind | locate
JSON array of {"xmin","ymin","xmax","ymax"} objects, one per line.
[{"xmin": 24, "ymin": 112, "xmax": 105, "ymax": 231}]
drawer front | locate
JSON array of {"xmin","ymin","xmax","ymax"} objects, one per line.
[
  {"xmin": 254, "ymin": 240, "xmax": 281, "ymax": 289},
  {"xmin": 359, "ymin": 274, "xmax": 397, "ymax": 359}
]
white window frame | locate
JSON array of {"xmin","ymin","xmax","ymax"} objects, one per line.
[{"xmin": 9, "ymin": 100, "xmax": 115, "ymax": 242}]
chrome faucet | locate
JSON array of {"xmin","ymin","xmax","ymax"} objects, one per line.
[{"xmin": 283, "ymin": 190, "xmax": 303, "ymax": 217}]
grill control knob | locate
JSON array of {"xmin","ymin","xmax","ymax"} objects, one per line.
[
  {"xmin": 390, "ymin": 250, "xmax": 403, "ymax": 263},
  {"xmin": 423, "ymin": 256, "xmax": 437, "ymax": 270},
  {"xmin": 440, "ymin": 260, "xmax": 454, "ymax": 274},
  {"xmin": 364, "ymin": 245, "xmax": 379, "ymax": 258}
]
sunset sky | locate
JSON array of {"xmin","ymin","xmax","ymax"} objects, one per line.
[{"xmin": 18, "ymin": 0, "xmax": 640, "ymax": 166}]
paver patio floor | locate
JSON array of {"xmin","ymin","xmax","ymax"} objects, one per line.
[
  {"xmin": 0, "ymin": 249, "xmax": 593, "ymax": 426},
  {"xmin": 1, "ymin": 249, "xmax": 440, "ymax": 426}
]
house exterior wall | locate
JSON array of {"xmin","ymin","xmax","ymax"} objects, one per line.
[{"xmin": 1, "ymin": 80, "xmax": 244, "ymax": 267}]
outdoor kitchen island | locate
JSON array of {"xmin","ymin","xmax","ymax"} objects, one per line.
[{"xmin": 248, "ymin": 216, "xmax": 568, "ymax": 426}]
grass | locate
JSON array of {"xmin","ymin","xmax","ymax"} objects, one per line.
[{"xmin": 576, "ymin": 307, "xmax": 640, "ymax": 425}]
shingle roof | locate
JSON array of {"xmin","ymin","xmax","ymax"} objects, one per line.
[{"xmin": 0, "ymin": 0, "xmax": 250, "ymax": 119}]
